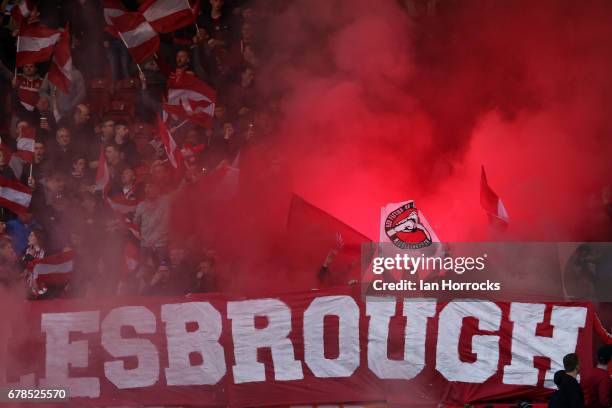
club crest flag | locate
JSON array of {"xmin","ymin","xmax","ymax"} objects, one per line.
[{"xmin": 380, "ymin": 200, "xmax": 439, "ymax": 249}]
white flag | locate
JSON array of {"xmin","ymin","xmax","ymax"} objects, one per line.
[{"xmin": 380, "ymin": 200, "xmax": 439, "ymax": 249}]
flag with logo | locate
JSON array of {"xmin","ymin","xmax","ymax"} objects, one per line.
[{"xmin": 378, "ymin": 200, "xmax": 441, "ymax": 280}]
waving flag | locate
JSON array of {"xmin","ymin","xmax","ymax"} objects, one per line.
[
  {"xmin": 103, "ymin": 0, "xmax": 126, "ymax": 37},
  {"xmin": 111, "ymin": 12, "xmax": 159, "ymax": 63},
  {"xmin": 122, "ymin": 239, "xmax": 140, "ymax": 276},
  {"xmin": 47, "ymin": 27, "xmax": 72, "ymax": 93},
  {"xmin": 480, "ymin": 166, "xmax": 509, "ymax": 224},
  {"xmin": 16, "ymin": 126, "xmax": 36, "ymax": 163},
  {"xmin": 107, "ymin": 195, "xmax": 140, "ymax": 215},
  {"xmin": 166, "ymin": 72, "xmax": 216, "ymax": 128},
  {"xmin": 139, "ymin": 0, "xmax": 197, "ymax": 33},
  {"xmin": 95, "ymin": 146, "xmax": 110, "ymax": 193},
  {"xmin": 157, "ymin": 113, "xmax": 182, "ymax": 169},
  {"xmin": 11, "ymin": 0, "xmax": 33, "ymax": 23},
  {"xmin": 0, "ymin": 176, "xmax": 32, "ymax": 214},
  {"xmin": 31, "ymin": 250, "xmax": 74, "ymax": 285},
  {"xmin": 16, "ymin": 24, "xmax": 61, "ymax": 66}
]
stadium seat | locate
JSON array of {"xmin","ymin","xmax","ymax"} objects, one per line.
[{"xmin": 114, "ymin": 77, "xmax": 141, "ymax": 106}]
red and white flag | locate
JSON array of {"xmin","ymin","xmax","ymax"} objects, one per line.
[
  {"xmin": 124, "ymin": 217, "xmax": 141, "ymax": 241},
  {"xmin": 11, "ymin": 0, "xmax": 33, "ymax": 23},
  {"xmin": 111, "ymin": 12, "xmax": 159, "ymax": 63},
  {"xmin": 122, "ymin": 239, "xmax": 140, "ymax": 277},
  {"xmin": 166, "ymin": 72, "xmax": 216, "ymax": 128},
  {"xmin": 107, "ymin": 195, "xmax": 140, "ymax": 215},
  {"xmin": 95, "ymin": 146, "xmax": 110, "ymax": 193},
  {"xmin": 47, "ymin": 27, "xmax": 72, "ymax": 93},
  {"xmin": 480, "ymin": 166, "xmax": 509, "ymax": 224},
  {"xmin": 103, "ymin": 0, "xmax": 126, "ymax": 37},
  {"xmin": 32, "ymin": 250, "xmax": 74, "ymax": 285},
  {"xmin": 16, "ymin": 24, "xmax": 61, "ymax": 67},
  {"xmin": 0, "ymin": 176, "xmax": 32, "ymax": 214},
  {"xmin": 157, "ymin": 113, "xmax": 182, "ymax": 169},
  {"xmin": 16, "ymin": 126, "xmax": 36, "ymax": 163},
  {"xmin": 139, "ymin": 0, "xmax": 197, "ymax": 33}
]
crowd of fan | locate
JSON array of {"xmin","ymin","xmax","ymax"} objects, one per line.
[{"xmin": 0, "ymin": 0, "xmax": 273, "ymax": 299}]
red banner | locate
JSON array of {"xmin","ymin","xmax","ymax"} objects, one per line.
[{"xmin": 0, "ymin": 286, "xmax": 594, "ymax": 407}]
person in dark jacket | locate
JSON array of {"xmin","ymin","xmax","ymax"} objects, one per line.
[{"xmin": 549, "ymin": 353, "xmax": 585, "ymax": 408}]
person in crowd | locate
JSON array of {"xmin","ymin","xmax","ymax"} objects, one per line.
[
  {"xmin": 39, "ymin": 66, "xmax": 87, "ymax": 122},
  {"xmin": 581, "ymin": 346, "xmax": 612, "ymax": 408},
  {"xmin": 88, "ymin": 118, "xmax": 115, "ymax": 170},
  {"xmin": 114, "ymin": 120, "xmax": 139, "ymax": 167},
  {"xmin": 184, "ymin": 255, "xmax": 218, "ymax": 294},
  {"xmin": 0, "ymin": 146, "xmax": 16, "ymax": 180},
  {"xmin": 0, "ymin": 236, "xmax": 18, "ymax": 286},
  {"xmin": 12, "ymin": 63, "xmax": 43, "ymax": 119},
  {"xmin": 5, "ymin": 211, "xmax": 41, "ymax": 256},
  {"xmin": 65, "ymin": 104, "xmax": 94, "ymax": 150},
  {"xmin": 21, "ymin": 139, "xmax": 46, "ymax": 188},
  {"xmin": 138, "ymin": 58, "xmax": 166, "ymax": 119},
  {"xmin": 228, "ymin": 65, "xmax": 256, "ymax": 119},
  {"xmin": 30, "ymin": 170, "xmax": 66, "ymax": 214},
  {"xmin": 33, "ymin": 95, "xmax": 56, "ymax": 140},
  {"xmin": 66, "ymin": 0, "xmax": 105, "ymax": 80},
  {"xmin": 103, "ymin": 27, "xmax": 131, "ymax": 82},
  {"xmin": 549, "ymin": 353, "xmax": 585, "ymax": 408},
  {"xmin": 69, "ymin": 156, "xmax": 92, "ymax": 194},
  {"xmin": 45, "ymin": 127, "xmax": 75, "ymax": 174},
  {"xmin": 104, "ymin": 143, "xmax": 127, "ymax": 193},
  {"xmin": 134, "ymin": 176, "xmax": 179, "ymax": 293}
]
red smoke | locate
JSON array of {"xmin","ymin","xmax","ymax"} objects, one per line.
[
  {"xmin": 246, "ymin": 0, "xmax": 612, "ymax": 242},
  {"xmin": 170, "ymin": 0, "xmax": 612, "ymax": 294}
]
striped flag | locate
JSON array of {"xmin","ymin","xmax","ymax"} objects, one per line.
[
  {"xmin": 16, "ymin": 126, "xmax": 36, "ymax": 163},
  {"xmin": 0, "ymin": 176, "xmax": 32, "ymax": 214},
  {"xmin": 95, "ymin": 146, "xmax": 110, "ymax": 193},
  {"xmin": 103, "ymin": 0, "xmax": 126, "ymax": 37},
  {"xmin": 47, "ymin": 26, "xmax": 72, "ymax": 93},
  {"xmin": 107, "ymin": 195, "xmax": 140, "ymax": 215},
  {"xmin": 139, "ymin": 0, "xmax": 197, "ymax": 33},
  {"xmin": 111, "ymin": 12, "xmax": 160, "ymax": 64},
  {"xmin": 480, "ymin": 166, "xmax": 509, "ymax": 224},
  {"xmin": 157, "ymin": 113, "xmax": 182, "ymax": 169},
  {"xmin": 16, "ymin": 24, "xmax": 61, "ymax": 66},
  {"xmin": 11, "ymin": 0, "xmax": 33, "ymax": 23},
  {"xmin": 166, "ymin": 72, "xmax": 216, "ymax": 128},
  {"xmin": 32, "ymin": 250, "xmax": 74, "ymax": 285}
]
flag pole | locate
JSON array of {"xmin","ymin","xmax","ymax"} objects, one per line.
[
  {"xmin": 14, "ymin": 36, "xmax": 19, "ymax": 78},
  {"xmin": 188, "ymin": 0, "xmax": 200, "ymax": 33},
  {"xmin": 170, "ymin": 119, "xmax": 189, "ymax": 133},
  {"xmin": 117, "ymin": 31, "xmax": 144, "ymax": 75}
]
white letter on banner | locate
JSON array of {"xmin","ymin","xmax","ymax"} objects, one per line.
[
  {"xmin": 303, "ymin": 296, "xmax": 360, "ymax": 377},
  {"xmin": 161, "ymin": 302, "xmax": 226, "ymax": 385},
  {"xmin": 367, "ymin": 298, "xmax": 436, "ymax": 379},
  {"xmin": 503, "ymin": 303, "xmax": 587, "ymax": 386},
  {"xmin": 40, "ymin": 311, "xmax": 100, "ymax": 398},
  {"xmin": 436, "ymin": 301, "xmax": 501, "ymax": 382},
  {"xmin": 101, "ymin": 306, "xmax": 159, "ymax": 389},
  {"xmin": 227, "ymin": 299, "xmax": 303, "ymax": 383}
]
